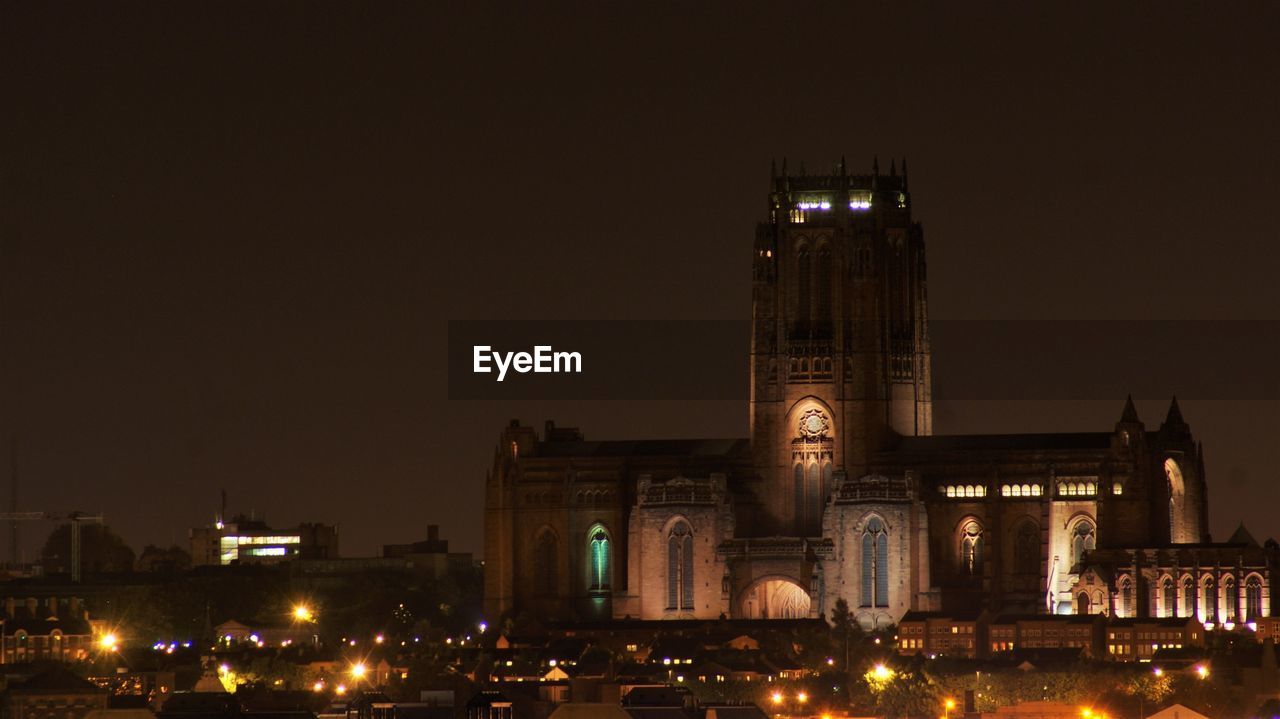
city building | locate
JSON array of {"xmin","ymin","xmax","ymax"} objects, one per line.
[
  {"xmin": 482, "ymin": 160, "xmax": 1278, "ymax": 629},
  {"xmin": 2, "ymin": 666, "xmax": 108, "ymax": 719},
  {"xmin": 0, "ymin": 596, "xmax": 95, "ymax": 665},
  {"xmin": 897, "ymin": 610, "xmax": 988, "ymax": 658},
  {"xmin": 1, "ymin": 617, "xmax": 94, "ymax": 664},
  {"xmin": 1105, "ymin": 617, "xmax": 1205, "ymax": 661},
  {"xmin": 189, "ymin": 515, "xmax": 339, "ymax": 567}
]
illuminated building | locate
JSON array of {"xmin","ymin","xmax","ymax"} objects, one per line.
[
  {"xmin": 189, "ymin": 515, "xmax": 339, "ymax": 567},
  {"xmin": 483, "ymin": 160, "xmax": 1273, "ymax": 627}
]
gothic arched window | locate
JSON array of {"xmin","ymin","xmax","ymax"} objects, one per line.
[
  {"xmin": 1183, "ymin": 577, "xmax": 1196, "ymax": 619},
  {"xmin": 961, "ymin": 521, "xmax": 984, "ymax": 576},
  {"xmin": 1162, "ymin": 577, "xmax": 1176, "ymax": 617},
  {"xmin": 667, "ymin": 521, "xmax": 695, "ymax": 611},
  {"xmin": 861, "ymin": 518, "xmax": 889, "ymax": 608},
  {"xmin": 796, "ymin": 246, "xmax": 811, "ymax": 326},
  {"xmin": 1070, "ymin": 520, "xmax": 1096, "ymax": 569},
  {"xmin": 821, "ymin": 461, "xmax": 833, "ymax": 518},
  {"xmin": 815, "ymin": 246, "xmax": 832, "ymax": 327},
  {"xmin": 1223, "ymin": 576, "xmax": 1236, "ymax": 622},
  {"xmin": 1078, "ymin": 591, "xmax": 1091, "ymax": 615},
  {"xmin": 1246, "ymin": 576, "xmax": 1263, "ymax": 620},
  {"xmin": 1119, "ymin": 577, "xmax": 1133, "ymax": 618},
  {"xmin": 1013, "ymin": 520, "xmax": 1039, "ymax": 576},
  {"xmin": 1201, "ymin": 576, "xmax": 1216, "ymax": 621},
  {"xmin": 534, "ymin": 529, "xmax": 558, "ymax": 597},
  {"xmin": 806, "ymin": 462, "xmax": 821, "ymax": 533},
  {"xmin": 588, "ymin": 527, "xmax": 611, "ymax": 593},
  {"xmin": 793, "ymin": 463, "xmax": 805, "ymax": 530}
]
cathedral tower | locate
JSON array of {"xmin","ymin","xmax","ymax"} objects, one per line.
[{"xmin": 749, "ymin": 159, "xmax": 932, "ymax": 536}]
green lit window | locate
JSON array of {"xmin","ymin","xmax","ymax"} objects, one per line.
[{"xmin": 588, "ymin": 528, "xmax": 611, "ymax": 592}]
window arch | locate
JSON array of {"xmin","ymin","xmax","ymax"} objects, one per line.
[
  {"xmin": 821, "ymin": 462, "xmax": 833, "ymax": 519},
  {"xmin": 1077, "ymin": 591, "xmax": 1091, "ymax": 615},
  {"xmin": 1069, "ymin": 519, "xmax": 1096, "ymax": 569},
  {"xmin": 587, "ymin": 526, "xmax": 611, "ymax": 593},
  {"xmin": 1246, "ymin": 575, "xmax": 1263, "ymax": 620},
  {"xmin": 815, "ymin": 246, "xmax": 832, "ymax": 327},
  {"xmin": 1013, "ymin": 520, "xmax": 1039, "ymax": 576},
  {"xmin": 1222, "ymin": 575, "xmax": 1236, "ymax": 622},
  {"xmin": 793, "ymin": 463, "xmax": 804, "ymax": 529},
  {"xmin": 861, "ymin": 517, "xmax": 889, "ymax": 608},
  {"xmin": 1119, "ymin": 577, "xmax": 1133, "ymax": 618},
  {"xmin": 667, "ymin": 520, "xmax": 695, "ymax": 611},
  {"xmin": 1201, "ymin": 575, "xmax": 1216, "ymax": 621},
  {"xmin": 1162, "ymin": 576, "xmax": 1176, "ymax": 618},
  {"xmin": 796, "ymin": 245, "xmax": 811, "ymax": 326},
  {"xmin": 1182, "ymin": 577, "xmax": 1196, "ymax": 620},
  {"xmin": 534, "ymin": 528, "xmax": 558, "ymax": 597},
  {"xmin": 960, "ymin": 520, "xmax": 984, "ymax": 576},
  {"xmin": 806, "ymin": 462, "xmax": 821, "ymax": 533}
]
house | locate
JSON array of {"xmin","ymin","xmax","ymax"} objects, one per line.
[
  {"xmin": 1144, "ymin": 704, "xmax": 1212, "ymax": 719},
  {"xmin": 3, "ymin": 666, "xmax": 109, "ymax": 719},
  {"xmin": 1, "ymin": 617, "xmax": 94, "ymax": 664}
]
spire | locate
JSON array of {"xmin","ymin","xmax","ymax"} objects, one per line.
[
  {"xmin": 1118, "ymin": 394, "xmax": 1140, "ymax": 424},
  {"xmin": 1163, "ymin": 396, "xmax": 1185, "ymax": 426},
  {"xmin": 840, "ymin": 154, "xmax": 847, "ymax": 177},
  {"xmin": 872, "ymin": 155, "xmax": 880, "ymax": 175},
  {"xmin": 889, "ymin": 158, "xmax": 897, "ymax": 176},
  {"xmin": 770, "ymin": 158, "xmax": 777, "ymax": 182}
]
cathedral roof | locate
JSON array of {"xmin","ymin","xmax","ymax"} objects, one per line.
[
  {"xmin": 893, "ymin": 432, "xmax": 1113, "ymax": 453},
  {"xmin": 1228, "ymin": 523, "xmax": 1261, "ymax": 547},
  {"xmin": 532, "ymin": 438, "xmax": 750, "ymax": 459}
]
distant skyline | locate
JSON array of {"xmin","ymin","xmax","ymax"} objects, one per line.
[{"xmin": 3, "ymin": 3, "xmax": 1278, "ymax": 558}]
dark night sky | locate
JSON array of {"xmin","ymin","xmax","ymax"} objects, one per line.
[{"xmin": 2, "ymin": 3, "xmax": 1278, "ymax": 559}]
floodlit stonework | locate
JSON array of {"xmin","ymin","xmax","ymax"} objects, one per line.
[{"xmin": 483, "ymin": 162, "xmax": 1273, "ymax": 628}]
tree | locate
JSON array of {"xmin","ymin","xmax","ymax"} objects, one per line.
[
  {"xmin": 40, "ymin": 523, "xmax": 135, "ymax": 575},
  {"xmin": 136, "ymin": 544, "xmax": 192, "ymax": 572},
  {"xmin": 830, "ymin": 598, "xmax": 859, "ymax": 670}
]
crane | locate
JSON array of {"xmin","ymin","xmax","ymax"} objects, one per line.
[{"xmin": 0, "ymin": 511, "xmax": 105, "ymax": 582}]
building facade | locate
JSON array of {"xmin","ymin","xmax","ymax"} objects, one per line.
[
  {"xmin": 189, "ymin": 516, "xmax": 339, "ymax": 566},
  {"xmin": 482, "ymin": 160, "xmax": 1273, "ymax": 629}
]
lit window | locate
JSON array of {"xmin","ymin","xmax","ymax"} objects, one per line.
[{"xmin": 588, "ymin": 528, "xmax": 611, "ymax": 592}]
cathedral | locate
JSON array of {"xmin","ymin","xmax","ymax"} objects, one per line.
[{"xmin": 483, "ymin": 160, "xmax": 1271, "ymax": 629}]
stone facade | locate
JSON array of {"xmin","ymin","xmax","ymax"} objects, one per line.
[{"xmin": 482, "ymin": 162, "xmax": 1272, "ymax": 629}]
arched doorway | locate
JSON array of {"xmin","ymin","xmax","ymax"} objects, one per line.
[{"xmin": 739, "ymin": 577, "xmax": 812, "ymax": 619}]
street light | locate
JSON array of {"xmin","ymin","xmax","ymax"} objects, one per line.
[
  {"xmin": 293, "ymin": 604, "xmax": 315, "ymax": 622},
  {"xmin": 350, "ymin": 662, "xmax": 368, "ymax": 680},
  {"xmin": 797, "ymin": 692, "xmax": 808, "ymax": 704},
  {"xmin": 1195, "ymin": 664, "xmax": 1209, "ymax": 679},
  {"xmin": 945, "ymin": 697, "xmax": 957, "ymax": 719}
]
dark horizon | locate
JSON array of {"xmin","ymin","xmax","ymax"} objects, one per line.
[{"xmin": 3, "ymin": 3, "xmax": 1278, "ymax": 560}]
